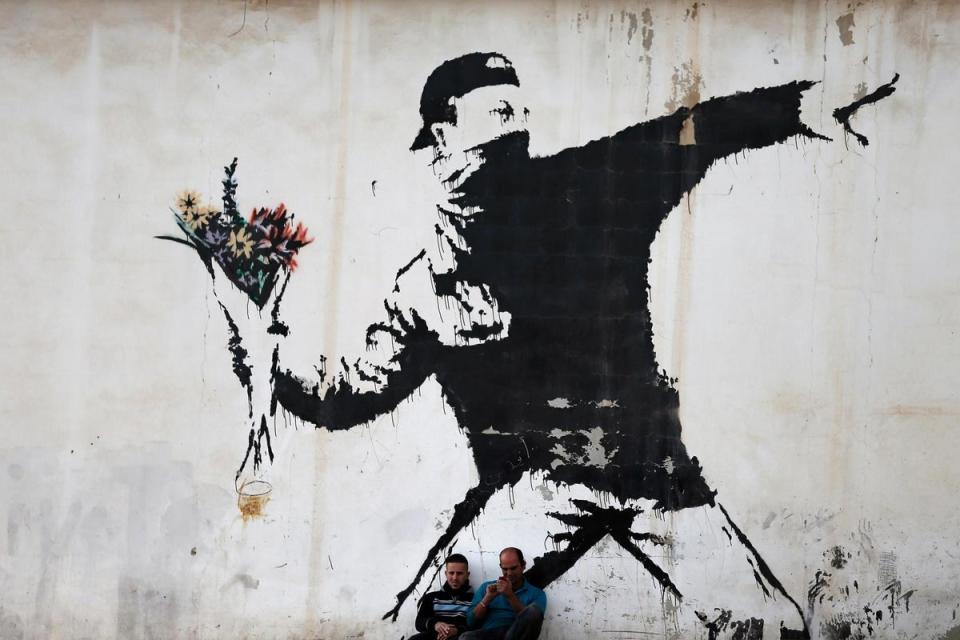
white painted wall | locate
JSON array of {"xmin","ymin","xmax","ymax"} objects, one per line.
[{"xmin": 1, "ymin": 1, "xmax": 959, "ymax": 638}]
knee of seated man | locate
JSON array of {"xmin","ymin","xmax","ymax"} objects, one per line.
[{"xmin": 519, "ymin": 604, "xmax": 543, "ymax": 621}]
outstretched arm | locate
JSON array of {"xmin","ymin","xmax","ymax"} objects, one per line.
[
  {"xmin": 682, "ymin": 72, "xmax": 900, "ymax": 165},
  {"xmin": 555, "ymin": 75, "xmax": 896, "ymax": 227},
  {"xmin": 677, "ymin": 80, "xmax": 830, "ymax": 183},
  {"xmin": 548, "ymin": 80, "xmax": 826, "ymax": 228},
  {"xmin": 274, "ymin": 234, "xmax": 507, "ymax": 429},
  {"xmin": 271, "ymin": 296, "xmax": 441, "ymax": 430}
]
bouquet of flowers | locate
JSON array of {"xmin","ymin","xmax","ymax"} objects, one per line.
[{"xmin": 161, "ymin": 158, "xmax": 313, "ymax": 308}]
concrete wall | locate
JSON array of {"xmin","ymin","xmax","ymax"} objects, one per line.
[{"xmin": 2, "ymin": 1, "xmax": 959, "ymax": 638}]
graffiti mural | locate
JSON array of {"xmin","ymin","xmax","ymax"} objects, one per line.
[
  {"xmin": 164, "ymin": 50, "xmax": 901, "ymax": 637},
  {"xmin": 7, "ymin": 0, "xmax": 960, "ymax": 637}
]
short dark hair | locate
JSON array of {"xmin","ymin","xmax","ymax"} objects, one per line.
[
  {"xmin": 445, "ymin": 553, "xmax": 469, "ymax": 567},
  {"xmin": 499, "ymin": 547, "xmax": 525, "ymax": 565}
]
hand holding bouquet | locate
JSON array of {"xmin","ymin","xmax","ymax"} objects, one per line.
[{"xmin": 159, "ymin": 159, "xmax": 313, "ymax": 483}]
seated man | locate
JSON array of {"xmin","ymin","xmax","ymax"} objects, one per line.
[
  {"xmin": 410, "ymin": 554, "xmax": 475, "ymax": 640},
  {"xmin": 463, "ymin": 548, "xmax": 546, "ymax": 640}
]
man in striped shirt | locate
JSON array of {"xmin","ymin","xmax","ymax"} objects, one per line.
[{"xmin": 410, "ymin": 554, "xmax": 475, "ymax": 640}]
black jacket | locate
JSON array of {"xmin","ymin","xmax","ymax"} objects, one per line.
[{"xmin": 415, "ymin": 582, "xmax": 474, "ymax": 633}]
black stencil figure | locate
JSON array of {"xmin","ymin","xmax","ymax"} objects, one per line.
[{"xmin": 209, "ymin": 53, "xmax": 896, "ymax": 635}]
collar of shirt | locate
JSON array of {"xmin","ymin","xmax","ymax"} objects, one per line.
[{"xmin": 442, "ymin": 582, "xmax": 473, "ymax": 597}]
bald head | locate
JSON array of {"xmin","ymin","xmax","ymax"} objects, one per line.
[{"xmin": 499, "ymin": 547, "xmax": 526, "ymax": 588}]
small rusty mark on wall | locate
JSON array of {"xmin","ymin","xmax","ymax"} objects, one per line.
[
  {"xmin": 237, "ymin": 479, "xmax": 271, "ymax": 520},
  {"xmin": 679, "ymin": 113, "xmax": 696, "ymax": 146},
  {"xmin": 879, "ymin": 403, "xmax": 960, "ymax": 417}
]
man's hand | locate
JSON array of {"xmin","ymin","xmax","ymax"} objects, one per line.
[
  {"xmin": 495, "ymin": 577, "xmax": 514, "ymax": 597},
  {"xmin": 433, "ymin": 621, "xmax": 458, "ymax": 640},
  {"xmin": 485, "ymin": 582, "xmax": 499, "ymax": 599},
  {"xmin": 210, "ymin": 269, "xmax": 284, "ymax": 399},
  {"xmin": 832, "ymin": 73, "xmax": 899, "ymax": 147},
  {"xmin": 799, "ymin": 73, "xmax": 899, "ymax": 148}
]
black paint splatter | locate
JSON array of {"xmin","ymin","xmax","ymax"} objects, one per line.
[
  {"xmin": 218, "ymin": 301, "xmax": 253, "ymax": 410},
  {"xmin": 829, "ymin": 545, "xmax": 849, "ymax": 570}
]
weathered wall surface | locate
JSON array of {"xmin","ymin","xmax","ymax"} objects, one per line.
[{"xmin": 2, "ymin": 1, "xmax": 960, "ymax": 638}]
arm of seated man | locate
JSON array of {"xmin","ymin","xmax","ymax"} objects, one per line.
[
  {"xmin": 414, "ymin": 591, "xmax": 436, "ymax": 632},
  {"xmin": 466, "ymin": 582, "xmax": 498, "ymax": 626},
  {"xmin": 434, "ymin": 620, "xmax": 458, "ymax": 639},
  {"xmin": 496, "ymin": 577, "xmax": 526, "ymax": 615},
  {"xmin": 415, "ymin": 591, "xmax": 459, "ymax": 639}
]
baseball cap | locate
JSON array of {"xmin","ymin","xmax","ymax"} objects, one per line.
[{"xmin": 410, "ymin": 52, "xmax": 520, "ymax": 151}]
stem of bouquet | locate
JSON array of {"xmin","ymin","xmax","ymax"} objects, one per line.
[
  {"xmin": 211, "ymin": 269, "xmax": 293, "ymax": 507},
  {"xmin": 163, "ymin": 159, "xmax": 313, "ymax": 517}
]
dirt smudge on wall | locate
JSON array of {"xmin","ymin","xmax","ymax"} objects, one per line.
[
  {"xmin": 223, "ymin": 573, "xmax": 261, "ymax": 590},
  {"xmin": 640, "ymin": 8, "xmax": 654, "ymax": 51},
  {"xmin": 622, "ymin": 10, "xmax": 638, "ymax": 44},
  {"xmin": 836, "ymin": 11, "xmax": 856, "ymax": 45},
  {"xmin": 664, "ymin": 62, "xmax": 702, "ymax": 112},
  {"xmin": 639, "ymin": 8, "xmax": 654, "ymax": 115},
  {"xmin": 853, "ymin": 80, "xmax": 868, "ymax": 100}
]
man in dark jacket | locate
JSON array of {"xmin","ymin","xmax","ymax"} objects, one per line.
[{"xmin": 409, "ymin": 554, "xmax": 474, "ymax": 640}]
